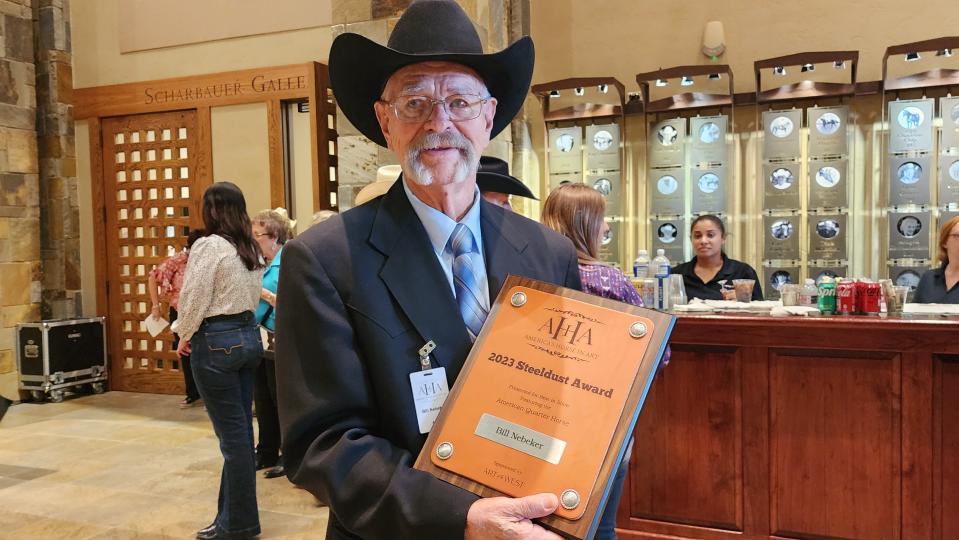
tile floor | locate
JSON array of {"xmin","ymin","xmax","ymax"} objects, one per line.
[{"xmin": 0, "ymin": 391, "xmax": 329, "ymax": 539}]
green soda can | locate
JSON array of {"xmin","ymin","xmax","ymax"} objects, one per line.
[{"xmin": 817, "ymin": 277, "xmax": 837, "ymax": 314}]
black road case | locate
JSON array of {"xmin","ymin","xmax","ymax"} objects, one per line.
[{"xmin": 16, "ymin": 317, "xmax": 107, "ymax": 402}]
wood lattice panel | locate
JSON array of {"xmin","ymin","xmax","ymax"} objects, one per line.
[{"xmin": 101, "ymin": 111, "xmax": 203, "ymax": 394}]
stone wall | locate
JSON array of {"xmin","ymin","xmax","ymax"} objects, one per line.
[
  {"xmin": 34, "ymin": 0, "xmax": 80, "ymax": 320},
  {"xmin": 331, "ymin": 0, "xmax": 513, "ymax": 210},
  {"xmin": 0, "ymin": 0, "xmax": 79, "ymax": 398},
  {"xmin": 0, "ymin": 0, "xmax": 42, "ymax": 395}
]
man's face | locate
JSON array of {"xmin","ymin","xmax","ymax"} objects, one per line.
[
  {"xmin": 481, "ymin": 191, "xmax": 511, "ymax": 210},
  {"xmin": 374, "ymin": 62, "xmax": 497, "ymax": 187}
]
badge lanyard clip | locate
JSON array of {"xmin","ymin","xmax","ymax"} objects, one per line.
[{"xmin": 418, "ymin": 340, "xmax": 436, "ymax": 371}]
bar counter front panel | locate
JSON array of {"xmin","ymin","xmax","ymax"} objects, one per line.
[{"xmin": 617, "ymin": 313, "xmax": 959, "ymax": 540}]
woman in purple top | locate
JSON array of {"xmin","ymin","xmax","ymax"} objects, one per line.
[
  {"xmin": 541, "ymin": 183, "xmax": 643, "ymax": 306},
  {"xmin": 541, "ymin": 182, "xmax": 642, "ymax": 540}
]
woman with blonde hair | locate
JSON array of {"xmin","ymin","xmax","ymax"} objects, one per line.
[
  {"xmin": 915, "ymin": 215, "xmax": 959, "ymax": 303},
  {"xmin": 541, "ymin": 182, "xmax": 641, "ymax": 540},
  {"xmin": 541, "ymin": 183, "xmax": 643, "ymax": 305},
  {"xmin": 250, "ymin": 208, "xmax": 295, "ymax": 479}
]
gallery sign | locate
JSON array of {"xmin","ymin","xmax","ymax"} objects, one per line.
[{"xmin": 75, "ymin": 63, "xmax": 321, "ymax": 120}]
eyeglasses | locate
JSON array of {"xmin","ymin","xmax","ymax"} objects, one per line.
[
  {"xmin": 253, "ymin": 232, "xmax": 273, "ymax": 239},
  {"xmin": 383, "ymin": 94, "xmax": 490, "ymax": 123}
]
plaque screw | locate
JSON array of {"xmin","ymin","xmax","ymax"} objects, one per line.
[
  {"xmin": 628, "ymin": 321, "xmax": 648, "ymax": 338},
  {"xmin": 510, "ymin": 291, "xmax": 528, "ymax": 307},
  {"xmin": 436, "ymin": 442, "xmax": 454, "ymax": 460},
  {"xmin": 560, "ymin": 489, "xmax": 580, "ymax": 510}
]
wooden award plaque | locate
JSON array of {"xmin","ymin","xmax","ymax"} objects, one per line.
[{"xmin": 414, "ymin": 276, "xmax": 675, "ymax": 539}]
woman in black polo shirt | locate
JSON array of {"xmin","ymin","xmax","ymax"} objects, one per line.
[
  {"xmin": 672, "ymin": 214, "xmax": 763, "ymax": 301},
  {"xmin": 915, "ymin": 215, "xmax": 959, "ymax": 303}
]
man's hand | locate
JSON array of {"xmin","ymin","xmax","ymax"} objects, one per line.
[{"xmin": 465, "ymin": 493, "xmax": 562, "ymax": 540}]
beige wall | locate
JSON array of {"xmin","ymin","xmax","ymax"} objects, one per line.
[
  {"xmin": 529, "ymin": 0, "xmax": 957, "ymax": 93},
  {"xmin": 119, "ymin": 0, "xmax": 332, "ymax": 53},
  {"xmin": 71, "ymin": 0, "xmax": 335, "ymax": 88},
  {"xmin": 76, "ymin": 121, "xmax": 96, "ymax": 318},
  {"xmin": 211, "ymin": 103, "xmax": 272, "ymax": 218}
]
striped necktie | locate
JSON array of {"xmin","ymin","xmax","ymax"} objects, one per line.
[{"xmin": 446, "ymin": 223, "xmax": 488, "ymax": 339}]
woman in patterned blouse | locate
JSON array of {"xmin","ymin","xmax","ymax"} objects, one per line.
[
  {"xmin": 148, "ymin": 228, "xmax": 205, "ymax": 408},
  {"xmin": 171, "ymin": 181, "xmax": 266, "ymax": 540}
]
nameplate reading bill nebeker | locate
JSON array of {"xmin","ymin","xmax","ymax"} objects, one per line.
[{"xmin": 414, "ymin": 276, "xmax": 675, "ymax": 540}]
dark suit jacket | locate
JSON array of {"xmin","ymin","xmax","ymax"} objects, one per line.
[{"xmin": 275, "ymin": 181, "xmax": 581, "ymax": 540}]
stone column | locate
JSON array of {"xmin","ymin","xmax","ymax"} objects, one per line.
[
  {"xmin": 34, "ymin": 0, "xmax": 80, "ymax": 319},
  {"xmin": 0, "ymin": 0, "xmax": 42, "ymax": 397}
]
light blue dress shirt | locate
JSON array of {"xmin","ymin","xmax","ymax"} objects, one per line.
[{"xmin": 402, "ymin": 180, "xmax": 491, "ymax": 313}]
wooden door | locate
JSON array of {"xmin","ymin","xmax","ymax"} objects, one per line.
[{"xmin": 100, "ymin": 111, "xmax": 205, "ymax": 393}]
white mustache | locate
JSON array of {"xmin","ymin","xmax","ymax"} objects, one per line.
[
  {"xmin": 409, "ymin": 132, "xmax": 472, "ymax": 156},
  {"xmin": 403, "ymin": 131, "xmax": 477, "ymax": 186}
]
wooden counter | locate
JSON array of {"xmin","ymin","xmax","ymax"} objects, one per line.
[{"xmin": 618, "ymin": 313, "xmax": 959, "ymax": 540}]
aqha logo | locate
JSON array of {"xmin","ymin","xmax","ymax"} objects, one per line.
[{"xmin": 538, "ymin": 316, "xmax": 593, "ymax": 346}]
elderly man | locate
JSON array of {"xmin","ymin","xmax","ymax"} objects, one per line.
[{"xmin": 275, "ymin": 2, "xmax": 583, "ymax": 539}]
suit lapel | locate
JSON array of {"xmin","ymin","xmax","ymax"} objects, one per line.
[
  {"xmin": 369, "ymin": 181, "xmax": 471, "ymax": 373},
  {"xmin": 480, "ymin": 200, "xmax": 529, "ymax": 301}
]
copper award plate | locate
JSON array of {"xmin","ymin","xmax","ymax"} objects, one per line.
[{"xmin": 415, "ymin": 276, "xmax": 674, "ymax": 539}]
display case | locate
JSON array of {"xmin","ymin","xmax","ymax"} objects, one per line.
[
  {"xmin": 754, "ymin": 51, "xmax": 859, "ymax": 296},
  {"xmin": 532, "ymin": 77, "xmax": 628, "ymax": 267},
  {"xmin": 881, "ymin": 36, "xmax": 959, "ymax": 287},
  {"xmin": 636, "ymin": 64, "xmax": 735, "ymax": 267}
]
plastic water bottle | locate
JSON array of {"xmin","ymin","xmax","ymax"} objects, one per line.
[
  {"xmin": 652, "ymin": 249, "xmax": 671, "ymax": 310},
  {"xmin": 800, "ymin": 278, "xmax": 818, "ymax": 307},
  {"xmin": 633, "ymin": 249, "xmax": 650, "ymax": 278}
]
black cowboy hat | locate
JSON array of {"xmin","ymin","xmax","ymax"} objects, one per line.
[
  {"xmin": 328, "ymin": 0, "xmax": 534, "ymax": 147},
  {"xmin": 476, "ymin": 156, "xmax": 537, "ymax": 200}
]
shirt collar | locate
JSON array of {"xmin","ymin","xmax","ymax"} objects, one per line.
[
  {"xmin": 269, "ymin": 247, "xmax": 283, "ymax": 269},
  {"xmin": 686, "ymin": 253, "xmax": 733, "ymax": 282},
  {"xmin": 402, "ymin": 179, "xmax": 484, "ymax": 256}
]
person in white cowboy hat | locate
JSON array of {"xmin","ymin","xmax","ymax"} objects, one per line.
[{"xmin": 274, "ymin": 2, "xmax": 587, "ymax": 539}]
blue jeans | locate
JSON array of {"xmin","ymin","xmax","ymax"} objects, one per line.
[
  {"xmin": 190, "ymin": 314, "xmax": 263, "ymax": 538},
  {"xmin": 594, "ymin": 442, "xmax": 631, "ymax": 540}
]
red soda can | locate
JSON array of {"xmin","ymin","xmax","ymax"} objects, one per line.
[
  {"xmin": 836, "ymin": 279, "xmax": 857, "ymax": 315},
  {"xmin": 862, "ymin": 282, "xmax": 882, "ymax": 314},
  {"xmin": 854, "ymin": 280, "xmax": 867, "ymax": 314}
]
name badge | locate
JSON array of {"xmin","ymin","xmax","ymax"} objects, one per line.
[{"xmin": 409, "ymin": 367, "xmax": 449, "ymax": 434}]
